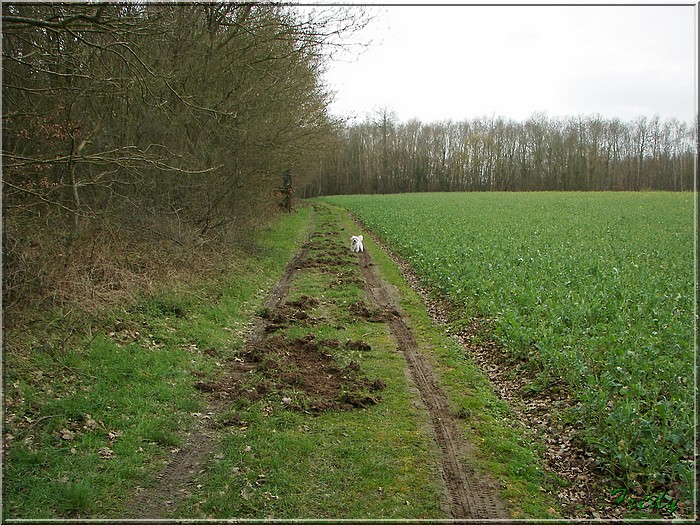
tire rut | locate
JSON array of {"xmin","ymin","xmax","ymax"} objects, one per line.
[
  {"xmin": 358, "ymin": 249, "xmax": 508, "ymax": 519},
  {"xmin": 124, "ymin": 428, "xmax": 217, "ymax": 519}
]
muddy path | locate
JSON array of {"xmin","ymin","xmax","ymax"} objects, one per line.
[
  {"xmin": 125, "ymin": 206, "xmax": 508, "ymax": 519},
  {"xmin": 357, "ymin": 249, "xmax": 507, "ymax": 519}
]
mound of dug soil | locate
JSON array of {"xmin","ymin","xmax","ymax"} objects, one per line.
[
  {"xmin": 349, "ymin": 301, "xmax": 387, "ymax": 323},
  {"xmin": 196, "ymin": 334, "xmax": 384, "ymax": 412},
  {"xmin": 261, "ymin": 295, "xmax": 321, "ymax": 332}
]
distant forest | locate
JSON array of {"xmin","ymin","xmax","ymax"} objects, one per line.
[{"xmin": 307, "ymin": 110, "xmax": 696, "ymax": 196}]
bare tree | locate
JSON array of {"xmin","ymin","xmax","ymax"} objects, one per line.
[
  {"xmin": 316, "ymin": 113, "xmax": 695, "ymax": 195},
  {"xmin": 2, "ymin": 2, "xmax": 368, "ymax": 319}
]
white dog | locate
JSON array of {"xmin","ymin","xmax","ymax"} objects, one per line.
[{"xmin": 350, "ymin": 235, "xmax": 364, "ymax": 253}]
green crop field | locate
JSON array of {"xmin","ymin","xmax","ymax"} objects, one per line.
[{"xmin": 323, "ymin": 192, "xmax": 695, "ymax": 496}]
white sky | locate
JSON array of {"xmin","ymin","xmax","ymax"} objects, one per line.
[{"xmin": 320, "ymin": 2, "xmax": 697, "ymax": 124}]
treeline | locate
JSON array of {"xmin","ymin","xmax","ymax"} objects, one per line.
[
  {"xmin": 309, "ymin": 111, "xmax": 696, "ymax": 195},
  {"xmin": 2, "ymin": 3, "xmax": 361, "ymax": 321}
]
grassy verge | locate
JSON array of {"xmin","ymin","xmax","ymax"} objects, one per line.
[{"xmin": 2, "ymin": 207, "xmax": 312, "ymax": 519}]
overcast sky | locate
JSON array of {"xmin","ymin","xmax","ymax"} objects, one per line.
[{"xmin": 321, "ymin": 3, "xmax": 697, "ymax": 125}]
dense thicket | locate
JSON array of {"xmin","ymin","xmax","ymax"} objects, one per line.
[
  {"xmin": 2, "ymin": 3, "xmax": 360, "ymax": 322},
  {"xmin": 308, "ymin": 111, "xmax": 696, "ymax": 195}
]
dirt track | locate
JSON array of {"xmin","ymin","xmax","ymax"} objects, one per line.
[{"xmin": 125, "ymin": 207, "xmax": 508, "ymax": 519}]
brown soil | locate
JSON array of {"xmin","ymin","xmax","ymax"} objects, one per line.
[
  {"xmin": 349, "ymin": 300, "xmax": 387, "ymax": 323},
  {"xmin": 295, "ymin": 233, "xmax": 350, "ymax": 272},
  {"xmin": 195, "ymin": 333, "xmax": 383, "ymax": 412},
  {"xmin": 124, "ymin": 242, "xmax": 312, "ymax": 518},
  {"xmin": 261, "ymin": 295, "xmax": 321, "ymax": 333}
]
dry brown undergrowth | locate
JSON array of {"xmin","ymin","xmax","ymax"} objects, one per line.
[{"xmin": 2, "ymin": 218, "xmax": 258, "ymax": 353}]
